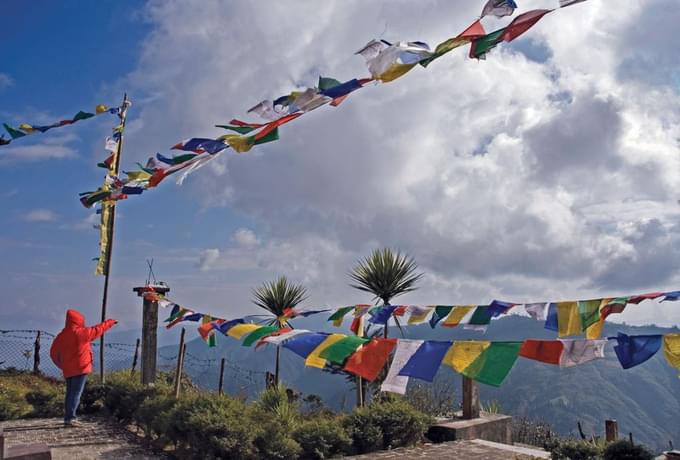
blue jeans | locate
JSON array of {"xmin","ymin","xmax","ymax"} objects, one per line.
[{"xmin": 64, "ymin": 374, "xmax": 87, "ymax": 422}]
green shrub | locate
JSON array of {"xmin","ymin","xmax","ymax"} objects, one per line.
[
  {"xmin": 0, "ymin": 399, "xmax": 24, "ymax": 421},
  {"xmin": 25, "ymin": 389, "xmax": 63, "ymax": 417},
  {"xmin": 252, "ymin": 414, "xmax": 302, "ymax": 460},
  {"xmin": 171, "ymin": 394, "xmax": 260, "ymax": 459},
  {"xmin": 135, "ymin": 395, "xmax": 179, "ymax": 444},
  {"xmin": 603, "ymin": 440, "xmax": 654, "ymax": 460},
  {"xmin": 80, "ymin": 382, "xmax": 107, "ymax": 414},
  {"xmin": 547, "ymin": 438, "xmax": 604, "ymax": 460},
  {"xmin": 257, "ymin": 383, "xmax": 299, "ymax": 429},
  {"xmin": 293, "ymin": 417, "xmax": 352, "ymax": 459},
  {"xmin": 344, "ymin": 396, "xmax": 432, "ymax": 454}
]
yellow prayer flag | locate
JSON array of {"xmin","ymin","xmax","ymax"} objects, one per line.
[
  {"xmin": 586, "ymin": 319, "xmax": 604, "ymax": 339},
  {"xmin": 95, "ymin": 203, "xmax": 113, "ymax": 276},
  {"xmin": 663, "ymin": 334, "xmax": 680, "ymax": 376},
  {"xmin": 442, "ymin": 341, "xmax": 491, "ymax": 373},
  {"xmin": 407, "ymin": 306, "xmax": 432, "ymax": 325},
  {"xmin": 125, "ymin": 170, "xmax": 152, "ymax": 182},
  {"xmin": 227, "ymin": 323, "xmax": 261, "ymax": 339},
  {"xmin": 95, "ymin": 104, "xmax": 109, "ymax": 114},
  {"xmin": 378, "ymin": 63, "xmax": 417, "ymax": 83},
  {"xmin": 442, "ymin": 305, "xmax": 475, "ymax": 327},
  {"xmin": 305, "ymin": 334, "xmax": 346, "ymax": 369},
  {"xmin": 557, "ymin": 301, "xmax": 582, "ymax": 337},
  {"xmin": 222, "ymin": 134, "xmax": 254, "ymax": 153},
  {"xmin": 18, "ymin": 123, "xmax": 36, "ymax": 133}
]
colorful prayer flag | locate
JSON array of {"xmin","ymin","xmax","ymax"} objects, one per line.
[
  {"xmin": 344, "ymin": 338, "xmax": 397, "ymax": 382},
  {"xmin": 397, "ymin": 340, "xmax": 451, "ymax": 382},
  {"xmin": 481, "ymin": 0, "xmax": 518, "ymax": 18},
  {"xmin": 381, "ymin": 339, "xmax": 424, "ymax": 394},
  {"xmin": 663, "ymin": 334, "xmax": 680, "ymax": 376},
  {"xmin": 305, "ymin": 334, "xmax": 346, "ymax": 368},
  {"xmin": 612, "ymin": 333, "xmax": 662, "ymax": 369},
  {"xmin": 319, "ymin": 335, "xmax": 369, "ymax": 364}
]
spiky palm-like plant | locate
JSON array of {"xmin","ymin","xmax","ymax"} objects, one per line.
[
  {"xmin": 252, "ymin": 276, "xmax": 308, "ymax": 385},
  {"xmin": 350, "ymin": 248, "xmax": 423, "ymax": 304}
]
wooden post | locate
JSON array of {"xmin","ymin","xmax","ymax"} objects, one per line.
[
  {"xmin": 605, "ymin": 420, "xmax": 618, "ymax": 442},
  {"xmin": 462, "ymin": 376, "xmax": 480, "ymax": 419},
  {"xmin": 174, "ymin": 328, "xmax": 186, "ymax": 398},
  {"xmin": 133, "ymin": 283, "xmax": 170, "ymax": 385},
  {"xmin": 218, "ymin": 358, "xmax": 225, "ymax": 395},
  {"xmin": 131, "ymin": 338, "xmax": 140, "ymax": 374},
  {"xmin": 32, "ymin": 331, "xmax": 41, "ymax": 374},
  {"xmin": 99, "ymin": 93, "xmax": 130, "ymax": 384}
]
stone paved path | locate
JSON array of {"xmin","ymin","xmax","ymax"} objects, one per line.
[
  {"xmin": 0, "ymin": 416, "xmax": 165, "ymax": 459},
  {"xmin": 349, "ymin": 439, "xmax": 550, "ymax": 459}
]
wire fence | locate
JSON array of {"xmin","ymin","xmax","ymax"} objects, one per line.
[{"xmin": 0, "ymin": 329, "xmax": 267, "ymax": 395}]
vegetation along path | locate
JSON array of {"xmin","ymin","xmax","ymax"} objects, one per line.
[{"xmin": 0, "ymin": 416, "xmax": 165, "ymax": 459}]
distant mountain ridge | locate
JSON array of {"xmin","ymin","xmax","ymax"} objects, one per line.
[{"xmin": 160, "ymin": 315, "xmax": 680, "ymax": 452}]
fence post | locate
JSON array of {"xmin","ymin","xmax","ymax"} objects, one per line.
[
  {"xmin": 32, "ymin": 331, "xmax": 41, "ymax": 374},
  {"xmin": 218, "ymin": 358, "xmax": 225, "ymax": 396},
  {"xmin": 605, "ymin": 420, "xmax": 618, "ymax": 442},
  {"xmin": 173, "ymin": 328, "xmax": 186, "ymax": 398},
  {"xmin": 462, "ymin": 376, "xmax": 480, "ymax": 419},
  {"xmin": 131, "ymin": 338, "xmax": 140, "ymax": 374}
]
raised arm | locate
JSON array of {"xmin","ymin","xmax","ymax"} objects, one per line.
[{"xmin": 77, "ymin": 319, "xmax": 118, "ymax": 342}]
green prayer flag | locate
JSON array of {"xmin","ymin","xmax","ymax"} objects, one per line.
[
  {"xmin": 215, "ymin": 124, "xmax": 258, "ymax": 134},
  {"xmin": 208, "ymin": 333, "xmax": 216, "ymax": 347},
  {"xmin": 328, "ymin": 306, "xmax": 354, "ymax": 322},
  {"xmin": 468, "ymin": 306, "xmax": 492, "ymax": 325},
  {"xmin": 3, "ymin": 123, "xmax": 27, "ymax": 139},
  {"xmin": 470, "ymin": 28, "xmax": 506, "ymax": 59},
  {"xmin": 253, "ymin": 127, "xmax": 280, "ymax": 146},
  {"xmin": 462, "ymin": 342, "xmax": 522, "ymax": 386},
  {"xmin": 318, "ymin": 76, "xmax": 342, "ymax": 91},
  {"xmin": 170, "ymin": 153, "xmax": 197, "ymax": 165},
  {"xmin": 72, "ymin": 111, "xmax": 95, "ymax": 121},
  {"xmin": 319, "ymin": 335, "xmax": 369, "ymax": 364},
  {"xmin": 242, "ymin": 326, "xmax": 279, "ymax": 347},
  {"xmin": 578, "ymin": 300, "xmax": 601, "ymax": 330}
]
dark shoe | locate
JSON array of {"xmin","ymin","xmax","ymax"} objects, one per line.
[{"xmin": 64, "ymin": 419, "xmax": 82, "ymax": 428}]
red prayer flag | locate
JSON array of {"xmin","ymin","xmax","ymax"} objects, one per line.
[
  {"xmin": 502, "ymin": 9, "xmax": 553, "ymax": 43},
  {"xmin": 344, "ymin": 338, "xmax": 397, "ymax": 381},
  {"xmin": 519, "ymin": 339, "xmax": 564, "ymax": 365},
  {"xmin": 459, "ymin": 19, "xmax": 487, "ymax": 39},
  {"xmin": 627, "ymin": 292, "xmax": 664, "ymax": 304},
  {"xmin": 254, "ymin": 112, "xmax": 302, "ymax": 141}
]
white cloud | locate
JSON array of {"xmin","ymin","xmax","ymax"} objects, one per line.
[
  {"xmin": 0, "ymin": 132, "xmax": 79, "ymax": 163},
  {"xmin": 233, "ymin": 228, "xmax": 259, "ymax": 248},
  {"xmin": 22, "ymin": 209, "xmax": 59, "ymax": 223},
  {"xmin": 196, "ymin": 248, "xmax": 220, "ymax": 271},
  {"xmin": 109, "ymin": 0, "xmax": 680, "ymax": 326},
  {"xmin": 0, "ymin": 73, "xmax": 13, "ymax": 90}
]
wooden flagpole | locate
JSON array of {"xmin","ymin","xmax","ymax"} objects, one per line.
[{"xmin": 99, "ymin": 93, "xmax": 129, "ymax": 383}]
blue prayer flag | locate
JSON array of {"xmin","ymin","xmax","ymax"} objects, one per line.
[
  {"xmin": 612, "ymin": 333, "xmax": 662, "ymax": 369},
  {"xmin": 283, "ymin": 333, "xmax": 329, "ymax": 359},
  {"xmin": 544, "ymin": 303, "xmax": 558, "ymax": 331},
  {"xmin": 369, "ymin": 305, "xmax": 397, "ymax": 325},
  {"xmin": 398, "ymin": 340, "xmax": 451, "ymax": 382}
]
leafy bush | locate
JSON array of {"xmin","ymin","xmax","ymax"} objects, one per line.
[
  {"xmin": 0, "ymin": 399, "xmax": 24, "ymax": 421},
  {"xmin": 547, "ymin": 438, "xmax": 604, "ymax": 460},
  {"xmin": 405, "ymin": 382, "xmax": 457, "ymax": 417},
  {"xmin": 172, "ymin": 394, "xmax": 260, "ymax": 459},
  {"xmin": 25, "ymin": 389, "xmax": 63, "ymax": 417},
  {"xmin": 293, "ymin": 417, "xmax": 352, "ymax": 459},
  {"xmin": 252, "ymin": 416, "xmax": 302, "ymax": 460},
  {"xmin": 80, "ymin": 382, "xmax": 107, "ymax": 414},
  {"xmin": 603, "ymin": 440, "xmax": 654, "ymax": 460},
  {"xmin": 135, "ymin": 395, "xmax": 179, "ymax": 445},
  {"xmin": 257, "ymin": 383, "xmax": 299, "ymax": 429},
  {"xmin": 344, "ymin": 396, "xmax": 432, "ymax": 454}
]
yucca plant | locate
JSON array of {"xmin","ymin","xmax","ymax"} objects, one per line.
[
  {"xmin": 252, "ymin": 276, "xmax": 308, "ymax": 386},
  {"xmin": 349, "ymin": 248, "xmax": 423, "ymax": 337}
]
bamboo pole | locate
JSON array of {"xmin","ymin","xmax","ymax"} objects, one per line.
[{"xmin": 99, "ymin": 93, "xmax": 129, "ymax": 383}]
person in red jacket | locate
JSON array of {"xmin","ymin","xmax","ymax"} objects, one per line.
[{"xmin": 50, "ymin": 309, "xmax": 117, "ymax": 427}]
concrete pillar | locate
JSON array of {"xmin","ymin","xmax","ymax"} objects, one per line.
[{"xmin": 133, "ymin": 283, "xmax": 170, "ymax": 385}]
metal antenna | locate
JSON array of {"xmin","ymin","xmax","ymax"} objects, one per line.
[{"xmin": 146, "ymin": 259, "xmax": 157, "ymax": 285}]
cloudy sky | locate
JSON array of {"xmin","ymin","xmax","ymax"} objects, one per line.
[{"xmin": 1, "ymin": 0, "xmax": 679, "ymax": 335}]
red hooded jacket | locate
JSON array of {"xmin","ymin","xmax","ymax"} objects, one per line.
[{"xmin": 50, "ymin": 309, "xmax": 117, "ymax": 378}]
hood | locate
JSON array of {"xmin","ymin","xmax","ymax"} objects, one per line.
[{"xmin": 65, "ymin": 309, "xmax": 85, "ymax": 328}]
